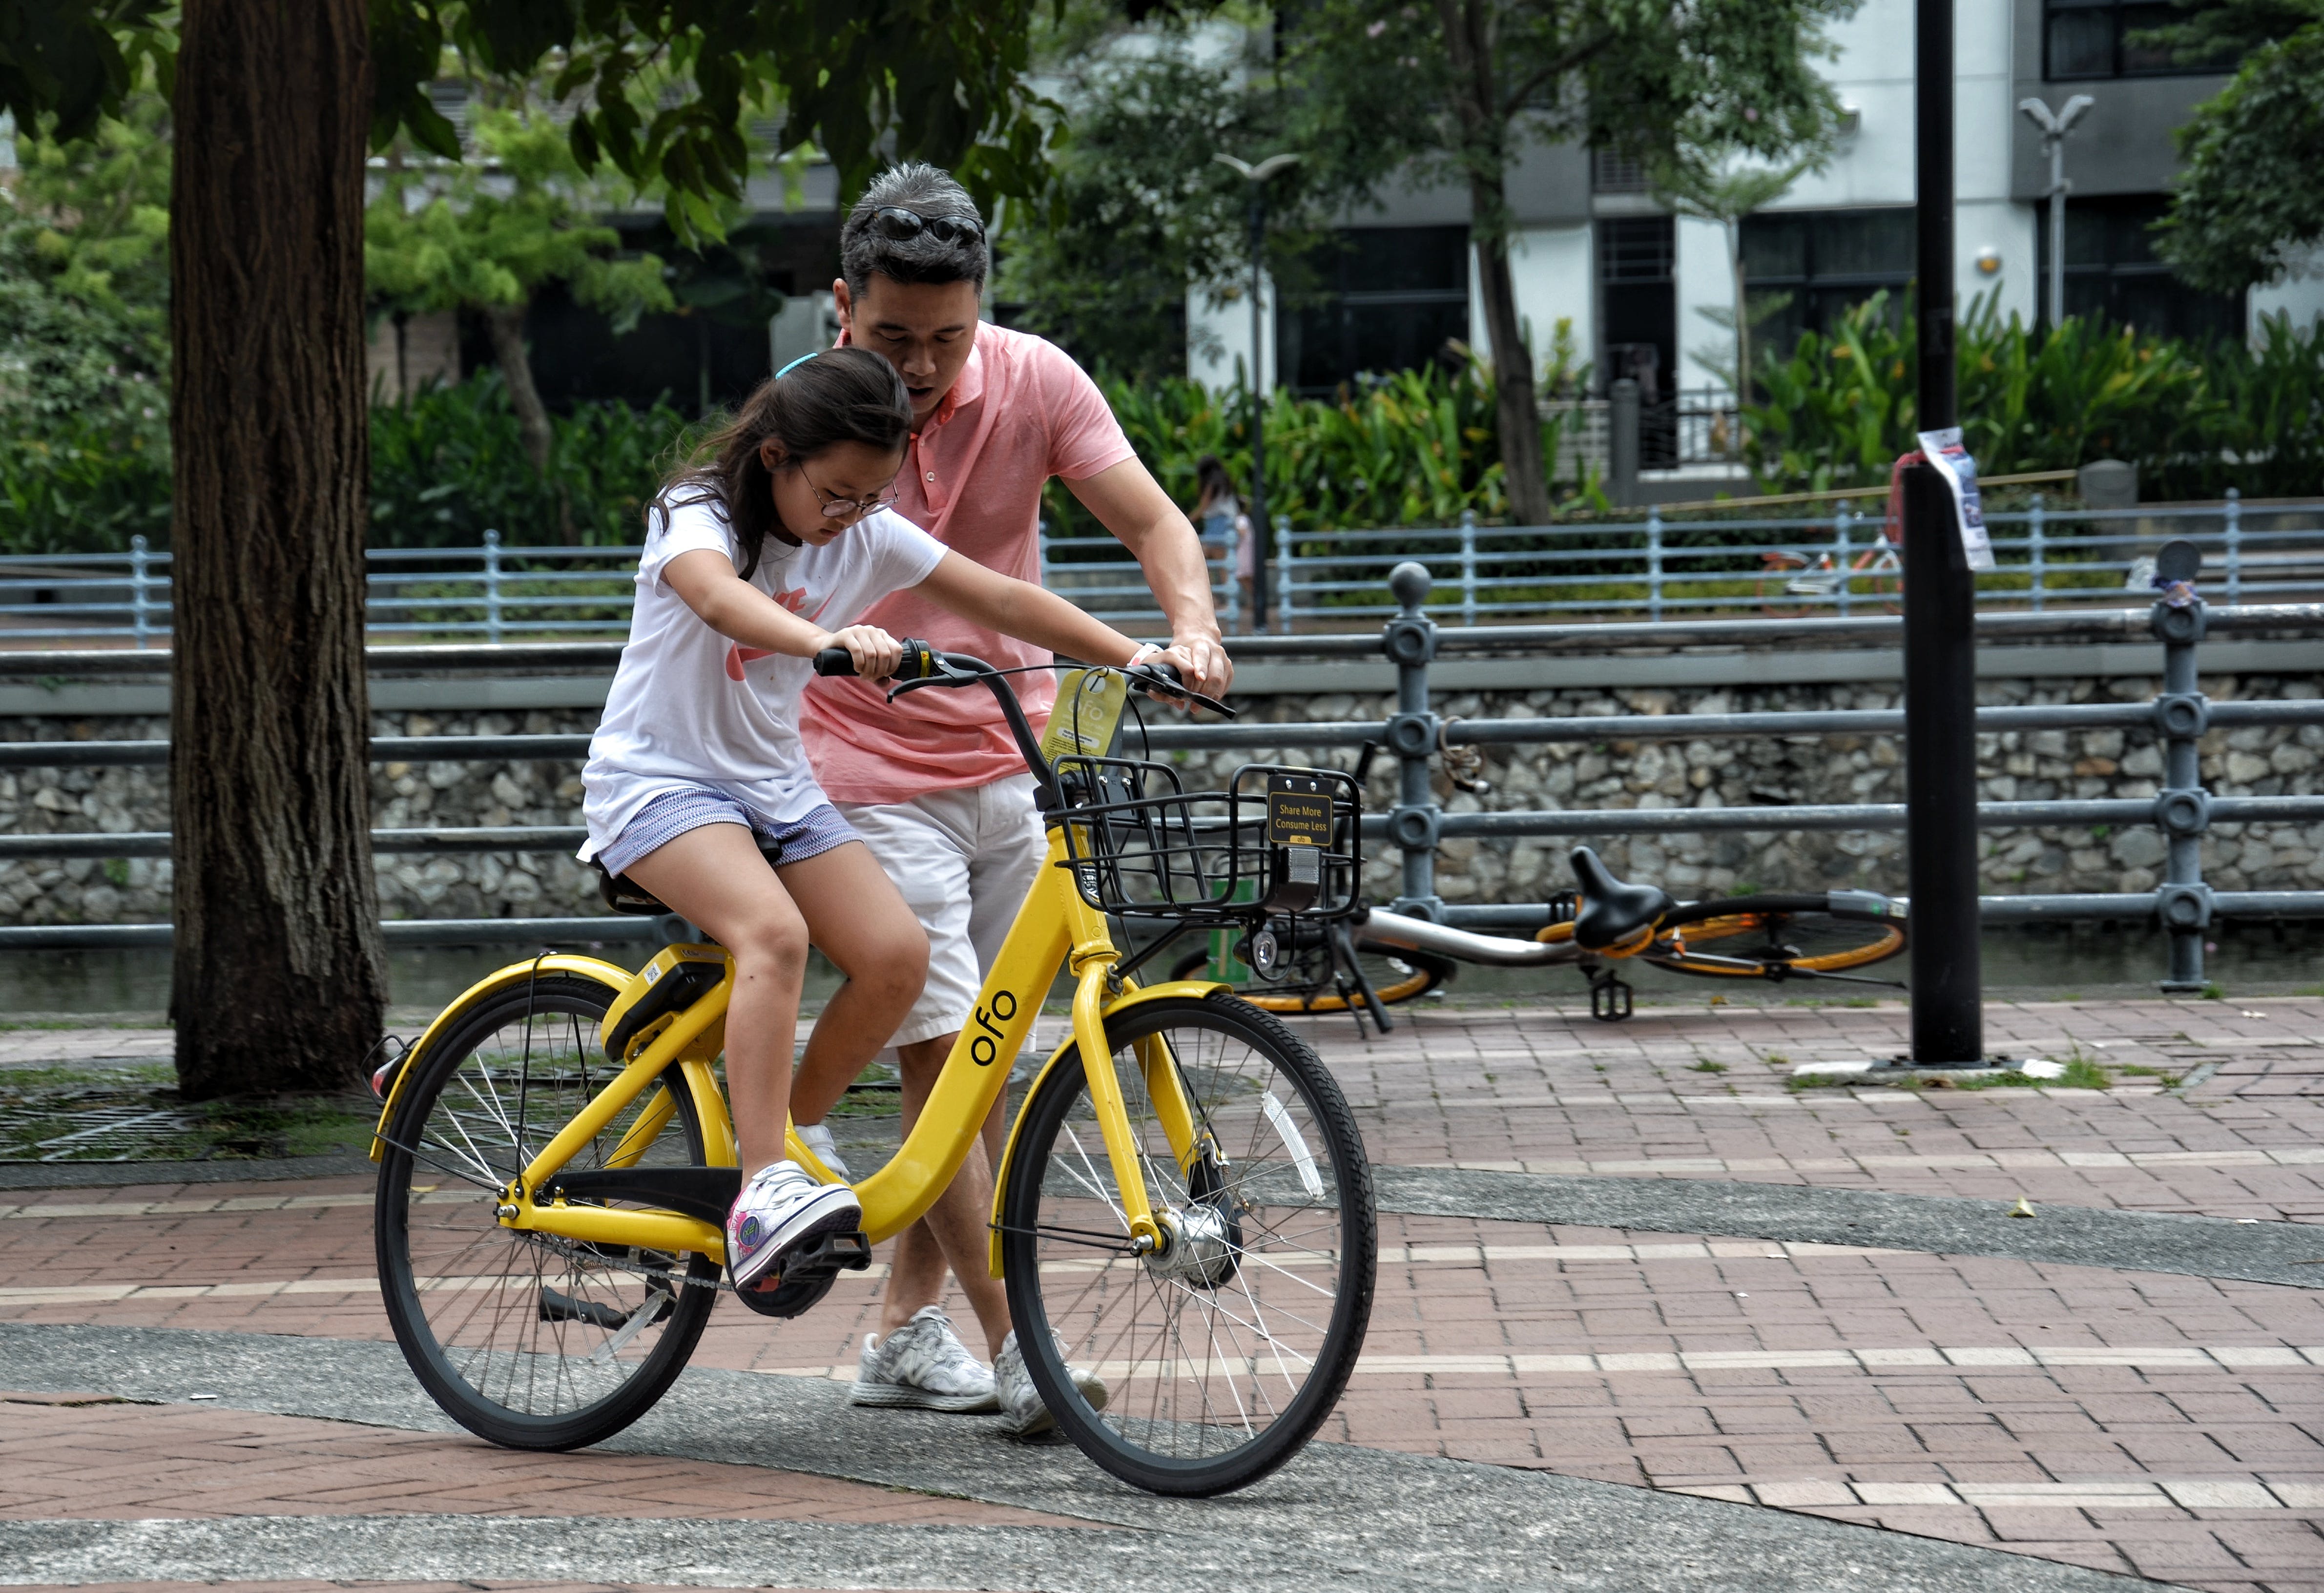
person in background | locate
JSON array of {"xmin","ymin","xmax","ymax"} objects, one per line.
[{"xmin": 1190, "ymin": 454, "xmax": 1252, "ymax": 630}]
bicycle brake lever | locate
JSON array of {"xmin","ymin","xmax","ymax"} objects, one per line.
[{"xmin": 1123, "ymin": 663, "xmax": 1236, "ymax": 719}]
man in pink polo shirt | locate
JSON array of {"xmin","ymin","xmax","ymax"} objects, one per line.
[{"xmin": 791, "ymin": 164, "xmax": 1231, "ymax": 1435}]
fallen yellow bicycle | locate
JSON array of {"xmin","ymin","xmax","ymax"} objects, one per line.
[{"xmin": 368, "ymin": 648, "xmax": 1376, "ymax": 1497}]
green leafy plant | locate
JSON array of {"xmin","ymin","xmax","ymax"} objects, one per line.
[
  {"xmin": 1744, "ymin": 290, "xmax": 2324, "ymax": 498},
  {"xmin": 370, "ymin": 372, "xmax": 698, "ymax": 547}
]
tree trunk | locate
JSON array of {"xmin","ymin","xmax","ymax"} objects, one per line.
[
  {"xmin": 168, "ymin": 0, "xmax": 386, "ymax": 1100},
  {"xmin": 1472, "ymin": 188, "xmax": 1551, "ymax": 526},
  {"xmin": 1434, "ymin": 0, "xmax": 1550, "ymax": 526},
  {"xmin": 486, "ymin": 303, "xmax": 554, "ymax": 474}
]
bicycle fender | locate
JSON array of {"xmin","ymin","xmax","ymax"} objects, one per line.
[
  {"xmin": 986, "ymin": 979, "xmax": 1224, "ymax": 1279},
  {"xmin": 369, "ymin": 952, "xmax": 636, "ymax": 1161}
]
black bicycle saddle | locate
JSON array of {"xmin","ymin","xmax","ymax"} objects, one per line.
[
  {"xmin": 1569, "ymin": 846, "xmax": 1674, "ymax": 951},
  {"xmin": 594, "ymin": 841, "xmax": 788, "ymax": 916}
]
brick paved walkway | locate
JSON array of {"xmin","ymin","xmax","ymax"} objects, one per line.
[{"xmin": 0, "ymin": 994, "xmax": 2319, "ymax": 1591}]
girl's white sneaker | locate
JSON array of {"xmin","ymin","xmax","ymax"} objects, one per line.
[{"xmin": 725, "ymin": 1159, "xmax": 859, "ymax": 1290}]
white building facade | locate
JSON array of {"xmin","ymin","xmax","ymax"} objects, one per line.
[{"xmin": 1190, "ymin": 0, "xmax": 2324, "ymax": 401}]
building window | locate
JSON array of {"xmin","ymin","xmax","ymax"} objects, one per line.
[
  {"xmin": 2036, "ymin": 194, "xmax": 2245, "ymax": 342},
  {"xmin": 1739, "ymin": 207, "xmax": 1915, "ymax": 370},
  {"xmin": 2044, "ymin": 0, "xmax": 2239, "ymax": 80},
  {"xmin": 1591, "ymin": 147, "xmax": 1648, "ymax": 194},
  {"xmin": 1279, "ymin": 226, "xmax": 1471, "ymax": 396}
]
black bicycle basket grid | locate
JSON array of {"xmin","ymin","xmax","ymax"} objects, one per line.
[{"xmin": 1051, "ymin": 756, "xmax": 1362, "ymax": 928}]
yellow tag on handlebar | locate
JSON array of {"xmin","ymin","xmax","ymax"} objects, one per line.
[{"xmin": 1039, "ymin": 669, "xmax": 1131, "ymax": 765}]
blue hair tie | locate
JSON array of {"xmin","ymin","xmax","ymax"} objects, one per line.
[{"xmin": 775, "ymin": 352, "xmax": 819, "ymax": 379}]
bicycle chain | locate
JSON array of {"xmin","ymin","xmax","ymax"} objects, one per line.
[{"xmin": 512, "ymin": 1226, "xmax": 736, "ymax": 1294}]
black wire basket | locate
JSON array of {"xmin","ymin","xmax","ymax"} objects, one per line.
[{"xmin": 1051, "ymin": 758, "xmax": 1363, "ymax": 927}]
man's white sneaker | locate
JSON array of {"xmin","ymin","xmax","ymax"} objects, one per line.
[
  {"xmin": 724, "ymin": 1159, "xmax": 859, "ymax": 1291},
  {"xmin": 849, "ymin": 1305, "xmax": 999, "ymax": 1412},
  {"xmin": 795, "ymin": 1120, "xmax": 851, "ymax": 1180},
  {"xmin": 993, "ymin": 1327, "xmax": 1108, "ymax": 1437}
]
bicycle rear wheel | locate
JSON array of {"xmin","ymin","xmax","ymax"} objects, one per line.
[
  {"xmin": 374, "ymin": 972, "xmax": 721, "ymax": 1451},
  {"xmin": 1649, "ymin": 894, "xmax": 1906, "ymax": 979},
  {"xmin": 1166, "ymin": 943, "xmax": 1454, "ymax": 1014},
  {"xmin": 998, "ymin": 991, "xmax": 1375, "ymax": 1496}
]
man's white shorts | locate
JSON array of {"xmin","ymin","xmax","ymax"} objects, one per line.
[{"xmin": 837, "ymin": 772, "xmax": 1045, "ymax": 1049}]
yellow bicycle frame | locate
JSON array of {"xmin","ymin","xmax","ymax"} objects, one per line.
[
  {"xmin": 373, "ymin": 828, "xmax": 1216, "ymax": 1273},
  {"xmin": 370, "ymin": 666, "xmax": 1215, "ymax": 1275}
]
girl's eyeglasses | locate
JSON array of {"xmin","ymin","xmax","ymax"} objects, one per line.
[
  {"xmin": 869, "ymin": 206, "xmax": 985, "ymax": 248},
  {"xmin": 800, "ymin": 464, "xmax": 898, "ymax": 520}
]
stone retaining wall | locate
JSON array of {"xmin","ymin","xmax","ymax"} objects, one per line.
[{"xmin": 0, "ymin": 673, "xmax": 2317, "ymax": 925}]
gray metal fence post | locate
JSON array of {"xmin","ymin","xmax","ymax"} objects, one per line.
[
  {"xmin": 2150, "ymin": 537, "xmax": 2211, "ymax": 992},
  {"xmin": 1382, "ymin": 561, "xmax": 1442, "ymax": 920},
  {"xmin": 128, "ymin": 535, "xmax": 151, "ymax": 650},
  {"xmin": 1609, "ymin": 379, "xmax": 1640, "ymax": 508},
  {"xmin": 1277, "ymin": 536, "xmax": 1293, "ymax": 636},
  {"xmin": 1458, "ymin": 509, "xmax": 1478, "ymax": 626},
  {"xmin": 482, "ymin": 528, "xmax": 504, "ymax": 644},
  {"xmin": 1645, "ymin": 503, "xmax": 1664, "ymax": 621},
  {"xmin": 2027, "ymin": 492, "xmax": 2047, "ymax": 612},
  {"xmin": 2222, "ymin": 488, "xmax": 2241, "ymax": 606},
  {"xmin": 1833, "ymin": 502, "xmax": 1853, "ymax": 618}
]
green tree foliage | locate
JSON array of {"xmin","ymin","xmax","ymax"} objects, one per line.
[
  {"xmin": 366, "ymin": 100, "xmax": 673, "ymax": 471},
  {"xmin": 1281, "ymin": 0, "xmax": 1857, "ymax": 523},
  {"xmin": 1652, "ymin": 154, "xmax": 1820, "ymax": 399},
  {"xmin": 2152, "ymin": 0, "xmax": 2324, "ymax": 292},
  {"xmin": 1744, "ymin": 291, "xmax": 2324, "ymax": 498},
  {"xmin": 0, "ymin": 86, "xmax": 171, "ymax": 551},
  {"xmin": 996, "ymin": 30, "xmax": 1273, "ymax": 381},
  {"xmin": 369, "ymin": 371, "xmax": 695, "ymax": 546}
]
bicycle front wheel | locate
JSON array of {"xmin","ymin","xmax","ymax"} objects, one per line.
[
  {"xmin": 998, "ymin": 991, "xmax": 1375, "ymax": 1496},
  {"xmin": 1649, "ymin": 894, "xmax": 1907, "ymax": 979},
  {"xmin": 374, "ymin": 972, "xmax": 722, "ymax": 1451}
]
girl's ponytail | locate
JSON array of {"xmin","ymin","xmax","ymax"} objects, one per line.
[{"xmin": 658, "ymin": 347, "xmax": 913, "ymax": 580}]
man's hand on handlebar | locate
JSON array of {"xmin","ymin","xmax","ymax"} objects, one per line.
[{"xmin": 815, "ymin": 624, "xmax": 903, "ymax": 682}]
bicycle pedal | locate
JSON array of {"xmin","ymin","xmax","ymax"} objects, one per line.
[
  {"xmin": 786, "ymin": 1228, "xmax": 872, "ymax": 1276},
  {"xmin": 728, "ymin": 1230, "xmax": 872, "ymax": 1321},
  {"xmin": 1589, "ymin": 975, "xmax": 1634, "ymax": 1024}
]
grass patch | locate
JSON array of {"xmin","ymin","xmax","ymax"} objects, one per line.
[
  {"xmin": 1689, "ymin": 1059, "xmax": 1728, "ymax": 1074},
  {"xmin": 0, "ymin": 1062, "xmax": 378, "ymax": 1162}
]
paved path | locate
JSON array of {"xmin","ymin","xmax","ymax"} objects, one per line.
[{"xmin": 0, "ymin": 993, "xmax": 2319, "ymax": 1591}]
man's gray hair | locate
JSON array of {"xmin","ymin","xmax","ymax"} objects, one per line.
[{"xmin": 840, "ymin": 163, "xmax": 989, "ymax": 299}]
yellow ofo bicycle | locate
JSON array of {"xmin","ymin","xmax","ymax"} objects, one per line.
[{"xmin": 368, "ymin": 646, "xmax": 1376, "ymax": 1496}]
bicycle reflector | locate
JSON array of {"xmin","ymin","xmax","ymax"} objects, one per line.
[{"xmin": 365, "ymin": 1034, "xmax": 411, "ymax": 1101}]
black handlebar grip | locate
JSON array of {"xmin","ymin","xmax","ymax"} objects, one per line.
[{"xmin": 812, "ymin": 648, "xmax": 858, "ymax": 677}]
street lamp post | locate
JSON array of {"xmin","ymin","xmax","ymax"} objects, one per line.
[
  {"xmin": 1215, "ymin": 151, "xmax": 1301, "ymax": 631},
  {"xmin": 2017, "ymin": 95, "xmax": 2094, "ymax": 330}
]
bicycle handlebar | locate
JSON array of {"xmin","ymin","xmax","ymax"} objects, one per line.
[{"xmin": 809, "ymin": 640, "xmax": 1232, "ymax": 799}]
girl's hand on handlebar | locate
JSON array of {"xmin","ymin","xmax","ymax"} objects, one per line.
[{"xmin": 824, "ymin": 624, "xmax": 902, "ymax": 681}]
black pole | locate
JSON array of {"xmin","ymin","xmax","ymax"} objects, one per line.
[
  {"xmin": 1247, "ymin": 190, "xmax": 1272, "ymax": 630},
  {"xmin": 1904, "ymin": 0, "xmax": 1984, "ymax": 1063}
]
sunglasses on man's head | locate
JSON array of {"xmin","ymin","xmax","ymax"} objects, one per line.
[{"xmin": 869, "ymin": 206, "xmax": 985, "ymax": 247}]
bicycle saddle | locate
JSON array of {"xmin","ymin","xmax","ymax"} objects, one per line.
[
  {"xmin": 594, "ymin": 842, "xmax": 788, "ymax": 916},
  {"xmin": 1569, "ymin": 846, "xmax": 1674, "ymax": 951}
]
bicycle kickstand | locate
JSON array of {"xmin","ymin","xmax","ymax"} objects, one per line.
[{"xmin": 1330, "ymin": 920, "xmax": 1393, "ymax": 1037}]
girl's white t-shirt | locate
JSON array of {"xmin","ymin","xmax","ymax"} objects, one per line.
[{"xmin": 580, "ymin": 493, "xmax": 949, "ymax": 862}]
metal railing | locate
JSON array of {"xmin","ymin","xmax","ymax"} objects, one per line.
[
  {"xmin": 1104, "ymin": 561, "xmax": 2319, "ymax": 991},
  {"xmin": 0, "ymin": 565, "xmax": 2316, "ymax": 984},
  {"xmin": 10, "ymin": 497, "xmax": 2318, "ymax": 645},
  {"xmin": 1047, "ymin": 494, "xmax": 2324, "ymax": 631}
]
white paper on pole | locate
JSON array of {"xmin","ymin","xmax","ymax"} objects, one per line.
[{"xmin": 1914, "ymin": 428, "xmax": 1995, "ymax": 571}]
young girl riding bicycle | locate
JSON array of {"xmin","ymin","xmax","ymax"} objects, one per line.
[{"xmin": 580, "ymin": 348, "xmax": 1152, "ymax": 1308}]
